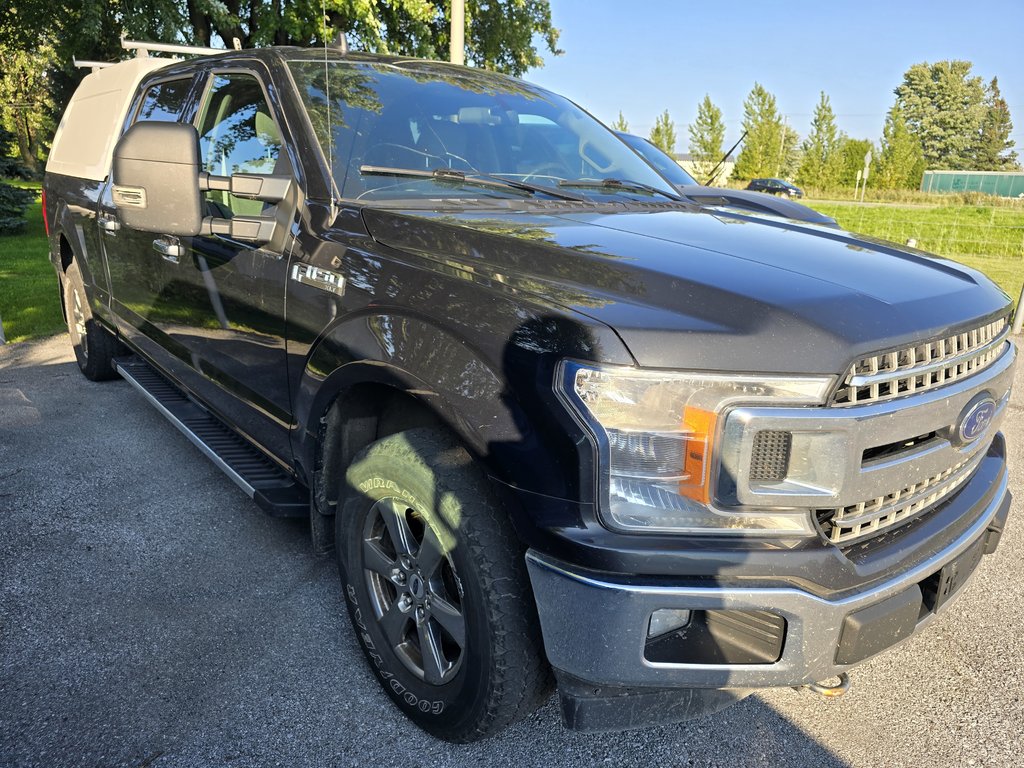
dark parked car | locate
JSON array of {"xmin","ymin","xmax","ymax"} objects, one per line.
[
  {"xmin": 746, "ymin": 177, "xmax": 805, "ymax": 198},
  {"xmin": 616, "ymin": 132, "xmax": 834, "ymax": 225},
  {"xmin": 43, "ymin": 43, "xmax": 1015, "ymax": 742}
]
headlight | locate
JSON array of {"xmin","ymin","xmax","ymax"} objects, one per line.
[{"xmin": 557, "ymin": 361, "xmax": 834, "ymax": 535}]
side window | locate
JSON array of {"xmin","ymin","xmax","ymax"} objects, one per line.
[
  {"xmin": 196, "ymin": 73, "xmax": 285, "ymax": 217},
  {"xmin": 135, "ymin": 79, "xmax": 192, "ymax": 123}
]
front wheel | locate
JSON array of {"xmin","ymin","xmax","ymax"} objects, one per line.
[{"xmin": 337, "ymin": 428, "xmax": 551, "ymax": 742}]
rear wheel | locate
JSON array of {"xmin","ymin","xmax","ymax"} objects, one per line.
[
  {"xmin": 63, "ymin": 261, "xmax": 124, "ymax": 381},
  {"xmin": 337, "ymin": 428, "xmax": 551, "ymax": 742}
]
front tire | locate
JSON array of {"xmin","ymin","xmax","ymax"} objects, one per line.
[
  {"xmin": 337, "ymin": 428, "xmax": 551, "ymax": 742},
  {"xmin": 62, "ymin": 261, "xmax": 124, "ymax": 381}
]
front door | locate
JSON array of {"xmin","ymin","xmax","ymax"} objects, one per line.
[
  {"xmin": 103, "ymin": 75, "xmax": 196, "ymax": 353},
  {"xmin": 152, "ymin": 69, "xmax": 295, "ymax": 462}
]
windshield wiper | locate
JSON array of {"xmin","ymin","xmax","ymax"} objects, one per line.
[
  {"xmin": 557, "ymin": 178, "xmax": 685, "ymax": 201},
  {"xmin": 359, "ymin": 165, "xmax": 586, "ymax": 202}
]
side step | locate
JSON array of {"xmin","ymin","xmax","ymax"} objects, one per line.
[{"xmin": 115, "ymin": 356, "xmax": 308, "ymax": 518}]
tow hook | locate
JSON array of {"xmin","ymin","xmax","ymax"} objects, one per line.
[{"xmin": 800, "ymin": 672, "xmax": 852, "ymax": 698}]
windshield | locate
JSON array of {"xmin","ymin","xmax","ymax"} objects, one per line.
[
  {"xmin": 287, "ymin": 58, "xmax": 677, "ymax": 203},
  {"xmin": 616, "ymin": 132, "xmax": 698, "ymax": 187}
]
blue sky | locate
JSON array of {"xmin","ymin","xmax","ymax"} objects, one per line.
[{"xmin": 527, "ymin": 0, "xmax": 1024, "ymax": 152}]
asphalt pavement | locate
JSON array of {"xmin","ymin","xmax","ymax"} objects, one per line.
[{"xmin": 1, "ymin": 334, "xmax": 1022, "ymax": 768}]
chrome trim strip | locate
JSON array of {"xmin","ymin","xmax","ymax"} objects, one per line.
[
  {"xmin": 847, "ymin": 327, "xmax": 1010, "ymax": 389},
  {"xmin": 116, "ymin": 362, "xmax": 256, "ymax": 499}
]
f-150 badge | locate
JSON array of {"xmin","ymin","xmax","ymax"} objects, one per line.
[{"xmin": 291, "ymin": 263, "xmax": 345, "ymax": 296}]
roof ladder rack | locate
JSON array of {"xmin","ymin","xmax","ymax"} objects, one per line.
[
  {"xmin": 72, "ymin": 58, "xmax": 116, "ymax": 72},
  {"xmin": 120, "ymin": 37, "xmax": 235, "ymax": 57}
]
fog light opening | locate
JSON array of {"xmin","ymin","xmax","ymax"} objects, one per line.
[{"xmin": 648, "ymin": 608, "xmax": 692, "ymax": 638}]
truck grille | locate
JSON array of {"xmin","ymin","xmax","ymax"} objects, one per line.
[
  {"xmin": 832, "ymin": 316, "xmax": 1010, "ymax": 406},
  {"xmin": 818, "ymin": 450, "xmax": 985, "ymax": 545}
]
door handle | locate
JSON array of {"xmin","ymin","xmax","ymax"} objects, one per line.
[
  {"xmin": 152, "ymin": 238, "xmax": 182, "ymax": 263},
  {"xmin": 98, "ymin": 218, "xmax": 120, "ymax": 233}
]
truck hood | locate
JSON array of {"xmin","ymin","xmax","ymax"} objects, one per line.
[{"xmin": 361, "ymin": 204, "xmax": 1010, "ymax": 374}]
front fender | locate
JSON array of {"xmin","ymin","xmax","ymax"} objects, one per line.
[{"xmin": 293, "ymin": 306, "xmax": 625, "ymax": 503}]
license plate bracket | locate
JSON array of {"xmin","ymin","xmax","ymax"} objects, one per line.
[{"xmin": 933, "ymin": 539, "xmax": 985, "ymax": 612}]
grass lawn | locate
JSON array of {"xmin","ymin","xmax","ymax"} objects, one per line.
[
  {"xmin": 807, "ymin": 201, "xmax": 1024, "ymax": 305},
  {"xmin": 0, "ymin": 197, "xmax": 64, "ymax": 343}
]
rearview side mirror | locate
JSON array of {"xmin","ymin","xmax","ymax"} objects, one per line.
[
  {"xmin": 112, "ymin": 122, "xmax": 203, "ymax": 236},
  {"xmin": 113, "ymin": 122, "xmax": 293, "ymax": 245}
]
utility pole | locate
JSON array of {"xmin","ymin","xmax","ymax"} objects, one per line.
[
  {"xmin": 860, "ymin": 150, "xmax": 872, "ymax": 203},
  {"xmin": 450, "ymin": 0, "xmax": 465, "ymax": 65}
]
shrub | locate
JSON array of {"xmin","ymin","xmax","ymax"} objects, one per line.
[{"xmin": 0, "ymin": 182, "xmax": 37, "ymax": 235}]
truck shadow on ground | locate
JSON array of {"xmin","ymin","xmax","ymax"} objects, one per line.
[{"xmin": 0, "ymin": 342, "xmax": 853, "ymax": 768}]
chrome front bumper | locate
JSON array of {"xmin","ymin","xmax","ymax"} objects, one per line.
[{"xmin": 526, "ymin": 462, "xmax": 1010, "ymax": 690}]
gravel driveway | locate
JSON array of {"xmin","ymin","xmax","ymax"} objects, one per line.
[{"xmin": 2, "ymin": 335, "xmax": 1022, "ymax": 768}]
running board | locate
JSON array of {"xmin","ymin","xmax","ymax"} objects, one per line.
[{"xmin": 114, "ymin": 356, "xmax": 308, "ymax": 518}]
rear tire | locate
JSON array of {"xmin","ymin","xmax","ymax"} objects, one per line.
[
  {"xmin": 336, "ymin": 428, "xmax": 552, "ymax": 742},
  {"xmin": 63, "ymin": 261, "xmax": 124, "ymax": 381}
]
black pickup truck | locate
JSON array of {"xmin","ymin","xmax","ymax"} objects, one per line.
[{"xmin": 43, "ymin": 45, "xmax": 1015, "ymax": 742}]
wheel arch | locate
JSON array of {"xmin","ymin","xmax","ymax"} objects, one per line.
[{"xmin": 295, "ymin": 308, "xmax": 599, "ymax": 550}]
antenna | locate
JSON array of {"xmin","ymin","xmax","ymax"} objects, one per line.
[
  {"xmin": 322, "ymin": 0, "xmax": 339, "ymax": 214},
  {"xmin": 703, "ymin": 130, "xmax": 746, "ymax": 187}
]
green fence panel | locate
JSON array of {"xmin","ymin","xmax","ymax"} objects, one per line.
[{"xmin": 922, "ymin": 171, "xmax": 1024, "ymax": 198}]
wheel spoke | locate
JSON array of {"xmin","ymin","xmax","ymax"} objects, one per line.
[
  {"xmin": 362, "ymin": 539, "xmax": 397, "ymax": 579},
  {"xmin": 379, "ymin": 600, "xmax": 409, "ymax": 649},
  {"xmin": 378, "ymin": 498, "xmax": 416, "ymax": 556},
  {"xmin": 418, "ymin": 619, "xmax": 447, "ymax": 685},
  {"xmin": 429, "ymin": 595, "xmax": 465, "ymax": 648},
  {"xmin": 417, "ymin": 525, "xmax": 447, "ymax": 580}
]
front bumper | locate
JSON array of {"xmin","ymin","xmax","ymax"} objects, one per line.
[{"xmin": 526, "ymin": 460, "xmax": 1010, "ymax": 692}]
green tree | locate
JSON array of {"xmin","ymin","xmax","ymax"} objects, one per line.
[
  {"xmin": 733, "ymin": 83, "xmax": 787, "ymax": 180},
  {"xmin": 1, "ymin": 0, "xmax": 562, "ymax": 165},
  {"xmin": 838, "ymin": 138, "xmax": 875, "ymax": 187},
  {"xmin": 974, "ymin": 77, "xmax": 1018, "ymax": 170},
  {"xmin": 687, "ymin": 94, "xmax": 725, "ymax": 183},
  {"xmin": 610, "ymin": 111, "xmax": 629, "ymax": 132},
  {"xmin": 648, "ymin": 110, "xmax": 677, "ymax": 155},
  {"xmin": 796, "ymin": 91, "xmax": 845, "ymax": 189},
  {"xmin": 0, "ymin": 43, "xmax": 57, "ymax": 175},
  {"xmin": 4, "ymin": 0, "xmax": 560, "ymax": 69},
  {"xmin": 873, "ymin": 106, "xmax": 924, "ymax": 189},
  {"xmin": 895, "ymin": 60, "xmax": 986, "ymax": 169}
]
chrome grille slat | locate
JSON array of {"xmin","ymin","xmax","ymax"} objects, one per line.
[
  {"xmin": 820, "ymin": 450, "xmax": 986, "ymax": 545},
  {"xmin": 833, "ymin": 317, "xmax": 1010, "ymax": 406}
]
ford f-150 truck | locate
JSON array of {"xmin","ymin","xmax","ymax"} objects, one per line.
[{"xmin": 43, "ymin": 42, "xmax": 1015, "ymax": 742}]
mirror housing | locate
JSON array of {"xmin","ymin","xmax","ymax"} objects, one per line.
[
  {"xmin": 112, "ymin": 121, "xmax": 292, "ymax": 244},
  {"xmin": 112, "ymin": 122, "xmax": 203, "ymax": 236}
]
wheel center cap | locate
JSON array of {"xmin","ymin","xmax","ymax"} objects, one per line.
[{"xmin": 408, "ymin": 574, "xmax": 425, "ymax": 600}]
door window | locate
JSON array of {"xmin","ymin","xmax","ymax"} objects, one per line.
[
  {"xmin": 135, "ymin": 79, "xmax": 192, "ymax": 123},
  {"xmin": 196, "ymin": 73, "xmax": 285, "ymax": 216}
]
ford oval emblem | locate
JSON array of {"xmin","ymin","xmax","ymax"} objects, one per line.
[{"xmin": 957, "ymin": 397, "xmax": 996, "ymax": 444}]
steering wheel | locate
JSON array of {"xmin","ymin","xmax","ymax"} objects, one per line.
[
  {"xmin": 521, "ymin": 163, "xmax": 569, "ymax": 184},
  {"xmin": 364, "ymin": 142, "xmax": 443, "ymax": 168}
]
